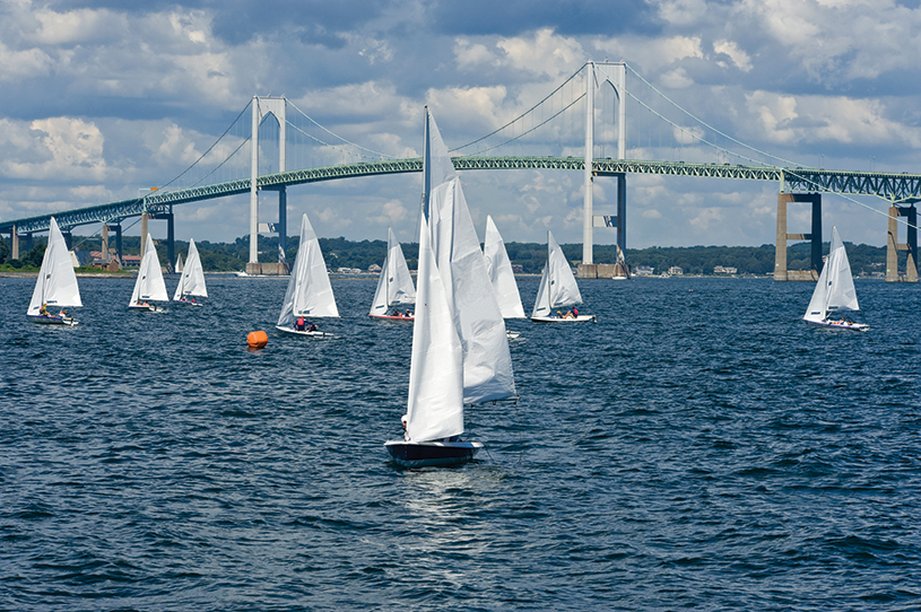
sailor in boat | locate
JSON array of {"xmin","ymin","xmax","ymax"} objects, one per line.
[
  {"xmin": 38, "ymin": 302, "xmax": 66, "ymax": 321},
  {"xmin": 293, "ymin": 316, "xmax": 319, "ymax": 333},
  {"xmin": 400, "ymin": 414, "xmax": 460, "ymax": 444}
]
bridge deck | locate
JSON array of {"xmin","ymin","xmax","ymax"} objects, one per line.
[{"xmin": 3, "ymin": 157, "xmax": 921, "ymax": 234}]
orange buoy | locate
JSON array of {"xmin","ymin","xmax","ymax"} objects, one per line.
[{"xmin": 247, "ymin": 330, "xmax": 269, "ymax": 349}]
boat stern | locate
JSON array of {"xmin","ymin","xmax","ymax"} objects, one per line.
[{"xmin": 384, "ymin": 439, "xmax": 483, "ymax": 468}]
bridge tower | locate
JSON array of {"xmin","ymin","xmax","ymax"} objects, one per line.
[
  {"xmin": 247, "ymin": 96, "xmax": 287, "ymax": 275},
  {"xmin": 579, "ymin": 61, "xmax": 627, "ymax": 279},
  {"xmin": 886, "ymin": 203, "xmax": 919, "ymax": 282},
  {"xmin": 774, "ymin": 192, "xmax": 823, "ymax": 281}
]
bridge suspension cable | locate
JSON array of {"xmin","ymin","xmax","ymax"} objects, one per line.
[
  {"xmin": 157, "ymin": 99, "xmax": 253, "ymax": 194},
  {"xmin": 626, "ymin": 64, "xmax": 919, "ymax": 232},
  {"xmin": 286, "ymin": 99, "xmax": 395, "ymax": 159},
  {"xmin": 453, "ymin": 64, "xmax": 586, "ymax": 154},
  {"xmin": 462, "ymin": 93, "xmax": 586, "ymax": 156}
]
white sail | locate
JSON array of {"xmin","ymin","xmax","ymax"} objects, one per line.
[
  {"xmin": 277, "ymin": 213, "xmax": 339, "ymax": 327},
  {"xmin": 369, "ymin": 227, "xmax": 416, "ymax": 316},
  {"xmin": 804, "ymin": 226, "xmax": 859, "ymax": 322},
  {"xmin": 27, "ymin": 217, "xmax": 82, "ymax": 315},
  {"xmin": 483, "ymin": 215, "xmax": 525, "ymax": 319},
  {"xmin": 175, "ymin": 253, "xmax": 184, "ymax": 274},
  {"xmin": 426, "ymin": 111, "xmax": 516, "ymax": 404},
  {"xmin": 129, "ymin": 233, "xmax": 169, "ymax": 305},
  {"xmin": 405, "ymin": 215, "xmax": 465, "ymax": 442},
  {"xmin": 172, "ymin": 239, "xmax": 208, "ymax": 300},
  {"xmin": 531, "ymin": 230, "xmax": 583, "ymax": 318}
]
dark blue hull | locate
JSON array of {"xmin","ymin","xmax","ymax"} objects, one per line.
[{"xmin": 384, "ymin": 440, "xmax": 482, "ymax": 468}]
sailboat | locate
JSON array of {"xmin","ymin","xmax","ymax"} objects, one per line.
[
  {"xmin": 128, "ymin": 233, "xmax": 169, "ymax": 312},
  {"xmin": 483, "ymin": 215, "xmax": 525, "ymax": 339},
  {"xmin": 369, "ymin": 227, "xmax": 416, "ymax": 320},
  {"xmin": 175, "ymin": 253, "xmax": 184, "ymax": 274},
  {"xmin": 611, "ymin": 244, "xmax": 630, "ymax": 280},
  {"xmin": 385, "ymin": 108, "xmax": 514, "ymax": 467},
  {"xmin": 275, "ymin": 213, "xmax": 338, "ymax": 338},
  {"xmin": 531, "ymin": 230, "xmax": 596, "ymax": 323},
  {"xmin": 27, "ymin": 217, "xmax": 82, "ymax": 326},
  {"xmin": 173, "ymin": 238, "xmax": 207, "ymax": 306},
  {"xmin": 803, "ymin": 226, "xmax": 869, "ymax": 331}
]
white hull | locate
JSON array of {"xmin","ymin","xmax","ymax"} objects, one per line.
[
  {"xmin": 275, "ymin": 325, "xmax": 334, "ymax": 338},
  {"xmin": 176, "ymin": 298, "xmax": 204, "ymax": 307},
  {"xmin": 128, "ymin": 303, "xmax": 167, "ymax": 313},
  {"xmin": 531, "ymin": 314, "xmax": 597, "ymax": 323},
  {"xmin": 506, "ymin": 330, "xmax": 521, "ymax": 339},
  {"xmin": 805, "ymin": 318, "xmax": 869, "ymax": 332},
  {"xmin": 369, "ymin": 313, "xmax": 414, "ymax": 321},
  {"xmin": 28, "ymin": 314, "xmax": 77, "ymax": 327}
]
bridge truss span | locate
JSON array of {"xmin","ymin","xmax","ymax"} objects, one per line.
[{"xmin": 4, "ymin": 157, "xmax": 921, "ymax": 236}]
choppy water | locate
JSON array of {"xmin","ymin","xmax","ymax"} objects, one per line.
[{"xmin": 1, "ymin": 274, "xmax": 920, "ymax": 610}]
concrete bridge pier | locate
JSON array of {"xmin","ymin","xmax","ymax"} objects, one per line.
[
  {"xmin": 774, "ymin": 192, "xmax": 822, "ymax": 281},
  {"xmin": 277, "ymin": 185, "xmax": 287, "ymax": 255},
  {"xmin": 886, "ymin": 204, "xmax": 919, "ymax": 282},
  {"xmin": 140, "ymin": 212, "xmax": 149, "ymax": 258},
  {"xmin": 107, "ymin": 223, "xmax": 123, "ymax": 264},
  {"xmin": 579, "ymin": 173, "xmax": 627, "ymax": 278},
  {"xmin": 101, "ymin": 223, "xmax": 109, "ymax": 264},
  {"xmin": 11, "ymin": 225, "xmax": 18, "ymax": 260}
]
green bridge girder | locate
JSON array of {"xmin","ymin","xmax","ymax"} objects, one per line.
[{"xmin": 3, "ymin": 157, "xmax": 921, "ymax": 235}]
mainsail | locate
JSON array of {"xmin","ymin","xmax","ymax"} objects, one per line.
[
  {"xmin": 277, "ymin": 213, "xmax": 339, "ymax": 327},
  {"xmin": 129, "ymin": 233, "xmax": 169, "ymax": 305},
  {"xmin": 425, "ymin": 110, "xmax": 516, "ymax": 404},
  {"xmin": 405, "ymin": 214, "xmax": 465, "ymax": 442},
  {"xmin": 173, "ymin": 239, "xmax": 208, "ymax": 301},
  {"xmin": 27, "ymin": 217, "xmax": 82, "ymax": 315},
  {"xmin": 532, "ymin": 230, "xmax": 583, "ymax": 318},
  {"xmin": 804, "ymin": 226, "xmax": 859, "ymax": 322},
  {"xmin": 369, "ymin": 227, "xmax": 416, "ymax": 316},
  {"xmin": 483, "ymin": 215, "xmax": 525, "ymax": 319}
]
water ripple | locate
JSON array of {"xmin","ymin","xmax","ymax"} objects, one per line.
[{"xmin": 1, "ymin": 276, "xmax": 920, "ymax": 609}]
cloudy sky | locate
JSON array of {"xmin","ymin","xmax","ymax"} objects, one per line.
[{"xmin": 3, "ymin": 0, "xmax": 921, "ymax": 250}]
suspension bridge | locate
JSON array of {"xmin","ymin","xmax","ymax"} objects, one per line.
[{"xmin": 1, "ymin": 62, "xmax": 918, "ymax": 281}]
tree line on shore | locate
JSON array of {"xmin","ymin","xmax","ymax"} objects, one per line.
[{"xmin": 0, "ymin": 233, "xmax": 891, "ymax": 277}]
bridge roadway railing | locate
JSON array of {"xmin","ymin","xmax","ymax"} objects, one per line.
[{"xmin": 4, "ymin": 157, "xmax": 921, "ymax": 234}]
